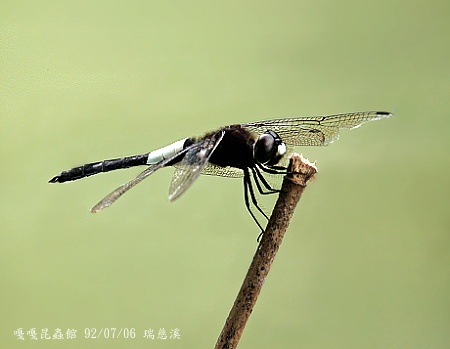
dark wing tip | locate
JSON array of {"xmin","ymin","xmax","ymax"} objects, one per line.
[{"xmin": 376, "ymin": 111, "xmax": 394, "ymax": 117}]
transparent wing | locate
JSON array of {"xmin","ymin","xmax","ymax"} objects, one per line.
[
  {"xmin": 242, "ymin": 111, "xmax": 392, "ymax": 146},
  {"xmin": 201, "ymin": 163, "xmax": 244, "ymax": 178},
  {"xmin": 90, "ymin": 146, "xmax": 192, "ymax": 212},
  {"xmin": 169, "ymin": 130, "xmax": 225, "ymax": 201}
]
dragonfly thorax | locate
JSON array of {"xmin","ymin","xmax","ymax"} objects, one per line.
[{"xmin": 253, "ymin": 130, "xmax": 286, "ymax": 166}]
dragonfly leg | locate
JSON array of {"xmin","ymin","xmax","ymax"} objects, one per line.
[
  {"xmin": 257, "ymin": 163, "xmax": 289, "ymax": 175},
  {"xmin": 250, "ymin": 166, "xmax": 280, "ymax": 195},
  {"xmin": 243, "ymin": 169, "xmax": 268, "ymax": 233}
]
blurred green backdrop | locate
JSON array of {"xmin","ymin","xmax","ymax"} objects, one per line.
[{"xmin": 1, "ymin": 0, "xmax": 449, "ymax": 348}]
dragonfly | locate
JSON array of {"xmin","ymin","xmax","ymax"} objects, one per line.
[{"xmin": 49, "ymin": 111, "xmax": 392, "ymax": 230}]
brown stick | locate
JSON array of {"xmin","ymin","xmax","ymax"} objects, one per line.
[{"xmin": 214, "ymin": 153, "xmax": 318, "ymax": 349}]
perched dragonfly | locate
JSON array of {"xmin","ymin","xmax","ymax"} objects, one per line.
[{"xmin": 49, "ymin": 111, "xmax": 392, "ymax": 230}]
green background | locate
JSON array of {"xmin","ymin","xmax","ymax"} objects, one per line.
[{"xmin": 1, "ymin": 1, "xmax": 449, "ymax": 348}]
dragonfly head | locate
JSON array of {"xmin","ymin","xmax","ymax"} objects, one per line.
[{"xmin": 254, "ymin": 130, "xmax": 287, "ymax": 166}]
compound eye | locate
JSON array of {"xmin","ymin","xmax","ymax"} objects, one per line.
[{"xmin": 254, "ymin": 133, "xmax": 276, "ymax": 164}]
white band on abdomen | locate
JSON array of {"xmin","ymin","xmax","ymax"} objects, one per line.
[{"xmin": 146, "ymin": 138, "xmax": 187, "ymax": 164}]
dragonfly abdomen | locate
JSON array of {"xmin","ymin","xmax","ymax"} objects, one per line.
[{"xmin": 49, "ymin": 154, "xmax": 149, "ymax": 183}]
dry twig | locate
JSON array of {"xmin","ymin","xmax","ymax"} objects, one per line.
[{"xmin": 214, "ymin": 153, "xmax": 317, "ymax": 349}]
